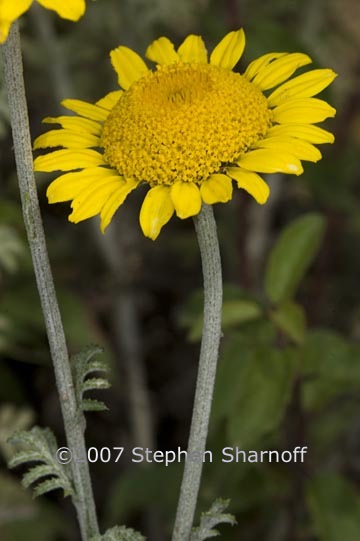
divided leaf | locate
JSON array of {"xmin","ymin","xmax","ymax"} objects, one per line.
[
  {"xmin": 0, "ymin": 404, "xmax": 35, "ymax": 462},
  {"xmin": 33, "ymin": 478, "xmax": 69, "ymax": 498},
  {"xmin": 8, "ymin": 426, "xmax": 73, "ymax": 498},
  {"xmin": 190, "ymin": 499, "xmax": 236, "ymax": 540},
  {"xmin": 22, "ymin": 464, "xmax": 55, "ymax": 488},
  {"xmin": 91, "ymin": 525, "xmax": 146, "ymax": 541},
  {"xmin": 81, "ymin": 399, "xmax": 110, "ymax": 412},
  {"xmin": 72, "ymin": 345, "xmax": 110, "ymax": 412}
]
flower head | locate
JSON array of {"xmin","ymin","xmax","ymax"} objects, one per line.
[
  {"xmin": 0, "ymin": 0, "xmax": 86, "ymax": 43},
  {"xmin": 34, "ymin": 29, "xmax": 337, "ymax": 240}
]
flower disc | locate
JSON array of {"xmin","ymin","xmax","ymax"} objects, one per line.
[{"xmin": 101, "ymin": 63, "xmax": 272, "ymax": 186}]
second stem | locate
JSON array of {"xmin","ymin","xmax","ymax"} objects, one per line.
[{"xmin": 2, "ymin": 23, "xmax": 99, "ymax": 540}]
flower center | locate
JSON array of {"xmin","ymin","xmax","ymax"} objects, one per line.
[{"xmin": 101, "ymin": 62, "xmax": 271, "ymax": 186}]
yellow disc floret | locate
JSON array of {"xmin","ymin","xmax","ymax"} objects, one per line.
[{"xmin": 101, "ymin": 62, "xmax": 272, "ymax": 186}]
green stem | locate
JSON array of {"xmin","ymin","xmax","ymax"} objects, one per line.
[
  {"xmin": 172, "ymin": 204, "xmax": 223, "ymax": 541},
  {"xmin": 2, "ymin": 23, "xmax": 99, "ymax": 541}
]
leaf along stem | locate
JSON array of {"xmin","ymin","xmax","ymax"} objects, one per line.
[
  {"xmin": 172, "ymin": 204, "xmax": 223, "ymax": 541},
  {"xmin": 2, "ymin": 23, "xmax": 99, "ymax": 540}
]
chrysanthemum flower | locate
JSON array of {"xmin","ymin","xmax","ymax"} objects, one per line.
[
  {"xmin": 0, "ymin": 0, "xmax": 86, "ymax": 43},
  {"xmin": 34, "ymin": 29, "xmax": 336, "ymax": 240}
]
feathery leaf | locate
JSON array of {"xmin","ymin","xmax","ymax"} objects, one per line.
[
  {"xmin": 8, "ymin": 426, "xmax": 73, "ymax": 498},
  {"xmin": 91, "ymin": 525, "xmax": 146, "ymax": 541},
  {"xmin": 71, "ymin": 345, "xmax": 110, "ymax": 412},
  {"xmin": 190, "ymin": 499, "xmax": 236, "ymax": 540}
]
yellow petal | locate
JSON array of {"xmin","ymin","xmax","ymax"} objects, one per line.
[
  {"xmin": 96, "ymin": 90, "xmax": 123, "ymax": 111},
  {"xmin": 34, "ymin": 149, "xmax": 105, "ymax": 172},
  {"xmin": 0, "ymin": 0, "xmax": 32, "ymax": 19},
  {"xmin": 0, "ymin": 19, "xmax": 12, "ymax": 44},
  {"xmin": 227, "ymin": 167, "xmax": 270, "ymax": 204},
  {"xmin": 200, "ymin": 174, "xmax": 233, "ymax": 205},
  {"xmin": 42, "ymin": 116, "xmax": 102, "ymax": 136},
  {"xmin": 0, "ymin": 19, "xmax": 11, "ymax": 44},
  {"xmin": 170, "ymin": 181, "xmax": 201, "ymax": 219},
  {"xmin": 70, "ymin": 178, "xmax": 122, "ymax": 223},
  {"xmin": 268, "ymin": 69, "xmax": 337, "ymax": 106},
  {"xmin": 267, "ymin": 123, "xmax": 334, "ymax": 144},
  {"xmin": 61, "ymin": 99, "xmax": 109, "ymax": 121},
  {"xmin": 0, "ymin": 0, "xmax": 32, "ymax": 43},
  {"xmin": 100, "ymin": 179, "xmax": 140, "ymax": 232},
  {"xmin": 47, "ymin": 167, "xmax": 117, "ymax": 203},
  {"xmin": 110, "ymin": 45, "xmax": 149, "ymax": 90},
  {"xmin": 70, "ymin": 176, "xmax": 119, "ymax": 211},
  {"xmin": 237, "ymin": 149, "xmax": 303, "ymax": 176},
  {"xmin": 272, "ymin": 97, "xmax": 336, "ymax": 124},
  {"xmin": 253, "ymin": 53, "xmax": 312, "ymax": 91},
  {"xmin": 244, "ymin": 52, "xmax": 287, "ymax": 81},
  {"xmin": 178, "ymin": 35, "xmax": 207, "ymax": 63},
  {"xmin": 146, "ymin": 37, "xmax": 179, "ymax": 65},
  {"xmin": 140, "ymin": 186, "xmax": 174, "ymax": 240},
  {"xmin": 254, "ymin": 136, "xmax": 322, "ymax": 162},
  {"xmin": 210, "ymin": 29, "xmax": 246, "ymax": 70},
  {"xmin": 33, "ymin": 129, "xmax": 99, "ymax": 150},
  {"xmin": 37, "ymin": 0, "xmax": 85, "ymax": 20}
]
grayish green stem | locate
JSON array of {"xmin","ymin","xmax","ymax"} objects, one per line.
[
  {"xmin": 2, "ymin": 23, "xmax": 99, "ymax": 541},
  {"xmin": 172, "ymin": 204, "xmax": 223, "ymax": 541}
]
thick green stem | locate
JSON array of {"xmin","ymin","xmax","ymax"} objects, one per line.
[
  {"xmin": 172, "ymin": 204, "xmax": 223, "ymax": 541},
  {"xmin": 2, "ymin": 23, "xmax": 99, "ymax": 540}
]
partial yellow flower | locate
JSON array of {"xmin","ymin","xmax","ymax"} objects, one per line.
[
  {"xmin": 34, "ymin": 29, "xmax": 337, "ymax": 240},
  {"xmin": 0, "ymin": 0, "xmax": 86, "ymax": 43}
]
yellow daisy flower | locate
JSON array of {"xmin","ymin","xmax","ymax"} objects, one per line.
[
  {"xmin": 34, "ymin": 29, "xmax": 337, "ymax": 240},
  {"xmin": 0, "ymin": 0, "xmax": 86, "ymax": 43}
]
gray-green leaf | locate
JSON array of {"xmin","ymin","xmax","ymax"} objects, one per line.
[
  {"xmin": 72, "ymin": 345, "xmax": 110, "ymax": 412},
  {"xmin": 190, "ymin": 499, "xmax": 236, "ymax": 540},
  {"xmin": 91, "ymin": 525, "xmax": 146, "ymax": 541},
  {"xmin": 8, "ymin": 426, "xmax": 73, "ymax": 498}
]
